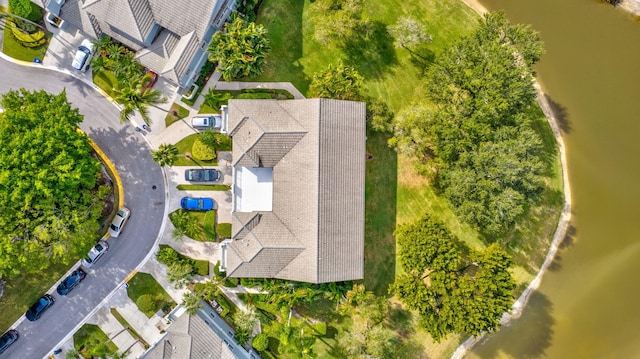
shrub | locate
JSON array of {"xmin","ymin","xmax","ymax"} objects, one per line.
[
  {"xmin": 195, "ymin": 260, "xmax": 210, "ymax": 276},
  {"xmin": 204, "ymin": 89, "xmax": 233, "ymax": 109},
  {"xmin": 213, "ymin": 261, "xmax": 224, "ymax": 280},
  {"xmin": 136, "ymin": 294, "xmax": 156, "ymax": 314},
  {"xmin": 191, "ymin": 138, "xmax": 216, "ymax": 161},
  {"xmin": 252, "ymin": 333, "xmax": 269, "ymax": 351},
  {"xmin": 224, "ymin": 277, "xmax": 239, "ymax": 287},
  {"xmin": 216, "ymin": 223, "xmax": 232, "ymax": 239},
  {"xmin": 213, "ymin": 292, "xmax": 234, "ymax": 318},
  {"xmin": 156, "ymin": 247, "xmax": 181, "ymax": 266}
]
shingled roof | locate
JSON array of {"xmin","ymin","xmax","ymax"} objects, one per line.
[{"xmin": 224, "ymin": 99, "xmax": 366, "ymax": 284}]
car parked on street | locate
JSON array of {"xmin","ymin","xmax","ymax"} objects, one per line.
[
  {"xmin": 71, "ymin": 39, "xmax": 95, "ymax": 72},
  {"xmin": 82, "ymin": 241, "xmax": 109, "ymax": 268},
  {"xmin": 180, "ymin": 197, "xmax": 215, "ymax": 211},
  {"xmin": 191, "ymin": 114, "xmax": 222, "ymax": 131},
  {"xmin": 56, "ymin": 268, "xmax": 87, "ymax": 295},
  {"xmin": 185, "ymin": 168, "xmax": 221, "ymax": 182},
  {"xmin": 25, "ymin": 294, "xmax": 55, "ymax": 321},
  {"xmin": 108, "ymin": 207, "xmax": 131, "ymax": 238},
  {"xmin": 0, "ymin": 330, "xmax": 18, "ymax": 355}
]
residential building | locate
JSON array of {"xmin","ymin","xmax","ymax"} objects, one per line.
[
  {"xmin": 45, "ymin": 0, "xmax": 235, "ymax": 92},
  {"xmin": 221, "ymin": 98, "xmax": 367, "ymax": 284}
]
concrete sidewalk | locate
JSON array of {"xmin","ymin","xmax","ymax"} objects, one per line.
[{"xmin": 88, "ymin": 307, "xmax": 146, "ymax": 358}]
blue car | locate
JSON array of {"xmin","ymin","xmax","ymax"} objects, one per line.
[
  {"xmin": 57, "ymin": 269, "xmax": 87, "ymax": 295},
  {"xmin": 0, "ymin": 330, "xmax": 18, "ymax": 355},
  {"xmin": 25, "ymin": 294, "xmax": 55, "ymax": 321},
  {"xmin": 180, "ymin": 197, "xmax": 215, "ymax": 211}
]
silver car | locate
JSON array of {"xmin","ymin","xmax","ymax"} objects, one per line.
[
  {"xmin": 191, "ymin": 114, "xmax": 222, "ymax": 131},
  {"xmin": 82, "ymin": 241, "xmax": 109, "ymax": 268},
  {"xmin": 108, "ymin": 207, "xmax": 131, "ymax": 238},
  {"xmin": 71, "ymin": 39, "xmax": 95, "ymax": 72}
]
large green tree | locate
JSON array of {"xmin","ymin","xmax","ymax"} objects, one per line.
[
  {"xmin": 0, "ymin": 89, "xmax": 103, "ymax": 279},
  {"xmin": 391, "ymin": 214, "xmax": 516, "ymax": 342},
  {"xmin": 308, "ymin": 61, "xmax": 365, "ymax": 101},
  {"xmin": 207, "ymin": 15, "xmax": 271, "ymax": 81},
  {"xmin": 313, "ymin": 0, "xmax": 371, "ymax": 46},
  {"xmin": 391, "ymin": 11, "xmax": 545, "ymax": 235}
]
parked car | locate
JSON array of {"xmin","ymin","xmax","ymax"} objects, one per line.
[
  {"xmin": 56, "ymin": 268, "xmax": 87, "ymax": 295},
  {"xmin": 82, "ymin": 241, "xmax": 109, "ymax": 268},
  {"xmin": 191, "ymin": 114, "xmax": 222, "ymax": 131},
  {"xmin": 0, "ymin": 330, "xmax": 18, "ymax": 355},
  {"xmin": 142, "ymin": 70, "xmax": 158, "ymax": 91},
  {"xmin": 185, "ymin": 168, "xmax": 221, "ymax": 182},
  {"xmin": 108, "ymin": 207, "xmax": 131, "ymax": 238},
  {"xmin": 25, "ymin": 294, "xmax": 55, "ymax": 321},
  {"xmin": 180, "ymin": 197, "xmax": 215, "ymax": 211},
  {"xmin": 71, "ymin": 39, "xmax": 95, "ymax": 72}
]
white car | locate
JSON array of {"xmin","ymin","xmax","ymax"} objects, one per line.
[
  {"xmin": 82, "ymin": 241, "xmax": 109, "ymax": 268},
  {"xmin": 108, "ymin": 207, "xmax": 131, "ymax": 238},
  {"xmin": 191, "ymin": 114, "xmax": 222, "ymax": 131},
  {"xmin": 72, "ymin": 39, "xmax": 95, "ymax": 72}
]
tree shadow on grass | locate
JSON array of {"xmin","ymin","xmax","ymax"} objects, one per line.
[
  {"xmin": 469, "ymin": 291, "xmax": 555, "ymax": 359},
  {"xmin": 343, "ymin": 20, "xmax": 398, "ymax": 80}
]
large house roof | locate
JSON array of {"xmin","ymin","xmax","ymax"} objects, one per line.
[{"xmin": 225, "ymin": 99, "xmax": 366, "ymax": 283}]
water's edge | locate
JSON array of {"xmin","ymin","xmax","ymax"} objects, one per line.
[{"xmin": 449, "ymin": 2, "xmax": 573, "ymax": 358}]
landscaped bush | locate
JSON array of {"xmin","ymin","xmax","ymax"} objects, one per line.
[
  {"xmin": 156, "ymin": 246, "xmax": 181, "ymax": 266},
  {"xmin": 191, "ymin": 138, "xmax": 216, "ymax": 161},
  {"xmin": 158, "ymin": 245, "xmax": 209, "ymax": 277},
  {"xmin": 203, "ymin": 90, "xmax": 233, "ymax": 109},
  {"xmin": 252, "ymin": 333, "xmax": 270, "ymax": 351},
  {"xmin": 195, "ymin": 260, "xmax": 210, "ymax": 276},
  {"xmin": 212, "ymin": 292, "xmax": 234, "ymax": 318},
  {"xmin": 217, "ymin": 223, "xmax": 232, "ymax": 239},
  {"xmin": 224, "ymin": 277, "xmax": 239, "ymax": 287},
  {"xmin": 213, "ymin": 261, "xmax": 224, "ymax": 280},
  {"xmin": 136, "ymin": 294, "xmax": 157, "ymax": 315},
  {"xmin": 6, "ymin": 19, "xmax": 47, "ymax": 47}
]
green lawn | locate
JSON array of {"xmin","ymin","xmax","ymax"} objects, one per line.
[
  {"xmin": 2, "ymin": 24, "xmax": 50, "ymax": 62},
  {"xmin": 169, "ymin": 209, "xmax": 217, "ymax": 242},
  {"xmin": 165, "ymin": 103, "xmax": 190, "ymax": 127},
  {"xmin": 176, "ymin": 184, "xmax": 231, "ymax": 191},
  {"xmin": 73, "ymin": 324, "xmax": 118, "ymax": 357},
  {"xmin": 93, "ymin": 70, "xmax": 119, "ymax": 99},
  {"xmin": 126, "ymin": 272, "xmax": 174, "ymax": 318},
  {"xmin": 173, "ymin": 133, "xmax": 217, "ymax": 166},
  {"xmin": 0, "ymin": 261, "xmax": 75, "ymax": 332}
]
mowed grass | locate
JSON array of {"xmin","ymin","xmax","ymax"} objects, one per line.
[
  {"xmin": 0, "ymin": 261, "xmax": 75, "ymax": 332},
  {"xmin": 126, "ymin": 272, "xmax": 174, "ymax": 317}
]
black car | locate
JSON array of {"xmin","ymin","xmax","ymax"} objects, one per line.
[
  {"xmin": 57, "ymin": 269, "xmax": 87, "ymax": 295},
  {"xmin": 185, "ymin": 168, "xmax": 221, "ymax": 182},
  {"xmin": 25, "ymin": 294, "xmax": 55, "ymax": 321},
  {"xmin": 0, "ymin": 330, "xmax": 18, "ymax": 355}
]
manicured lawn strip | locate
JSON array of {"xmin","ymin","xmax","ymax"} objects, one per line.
[
  {"xmin": 126, "ymin": 272, "xmax": 174, "ymax": 318},
  {"xmin": 217, "ymin": 222, "xmax": 232, "ymax": 239},
  {"xmin": 1, "ymin": 20, "xmax": 50, "ymax": 62},
  {"xmin": 165, "ymin": 103, "xmax": 190, "ymax": 127},
  {"xmin": 0, "ymin": 261, "xmax": 75, "ymax": 332},
  {"xmin": 109, "ymin": 308, "xmax": 150, "ymax": 349},
  {"xmin": 173, "ymin": 133, "xmax": 217, "ymax": 167},
  {"xmin": 203, "ymin": 210, "xmax": 217, "ymax": 242},
  {"xmin": 199, "ymin": 104, "xmax": 217, "ymax": 114},
  {"xmin": 73, "ymin": 323, "xmax": 118, "ymax": 357},
  {"xmin": 176, "ymin": 184, "xmax": 231, "ymax": 191},
  {"xmin": 93, "ymin": 70, "xmax": 119, "ymax": 99}
]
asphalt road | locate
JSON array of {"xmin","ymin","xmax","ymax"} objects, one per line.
[{"xmin": 0, "ymin": 60, "xmax": 166, "ymax": 358}]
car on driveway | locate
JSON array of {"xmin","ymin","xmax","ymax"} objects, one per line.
[
  {"xmin": 180, "ymin": 197, "xmax": 215, "ymax": 211},
  {"xmin": 185, "ymin": 168, "xmax": 221, "ymax": 182},
  {"xmin": 71, "ymin": 39, "xmax": 95, "ymax": 72},
  {"xmin": 56, "ymin": 268, "xmax": 87, "ymax": 295},
  {"xmin": 108, "ymin": 207, "xmax": 131, "ymax": 238},
  {"xmin": 0, "ymin": 330, "xmax": 18, "ymax": 355},
  {"xmin": 25, "ymin": 294, "xmax": 55, "ymax": 321},
  {"xmin": 82, "ymin": 241, "xmax": 109, "ymax": 268},
  {"xmin": 191, "ymin": 114, "xmax": 222, "ymax": 131}
]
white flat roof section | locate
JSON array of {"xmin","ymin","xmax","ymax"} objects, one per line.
[{"xmin": 234, "ymin": 167, "xmax": 273, "ymax": 212}]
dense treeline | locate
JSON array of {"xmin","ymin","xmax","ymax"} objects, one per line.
[
  {"xmin": 391, "ymin": 12, "xmax": 545, "ymax": 236},
  {"xmin": 0, "ymin": 90, "xmax": 103, "ymax": 279}
]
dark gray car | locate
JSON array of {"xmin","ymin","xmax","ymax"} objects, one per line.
[
  {"xmin": 0, "ymin": 330, "xmax": 18, "ymax": 355},
  {"xmin": 25, "ymin": 295, "xmax": 55, "ymax": 321},
  {"xmin": 185, "ymin": 168, "xmax": 221, "ymax": 182}
]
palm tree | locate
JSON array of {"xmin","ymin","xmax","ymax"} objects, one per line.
[
  {"xmin": 182, "ymin": 291, "xmax": 203, "ymax": 314},
  {"xmin": 90, "ymin": 54, "xmax": 109, "ymax": 74},
  {"xmin": 93, "ymin": 35, "xmax": 113, "ymax": 56},
  {"xmin": 152, "ymin": 144, "xmax": 178, "ymax": 167},
  {"xmin": 112, "ymin": 73, "xmax": 166, "ymax": 126}
]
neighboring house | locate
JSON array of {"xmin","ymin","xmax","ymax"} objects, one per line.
[
  {"xmin": 45, "ymin": 0, "xmax": 235, "ymax": 92},
  {"xmin": 221, "ymin": 98, "xmax": 367, "ymax": 284},
  {"xmin": 142, "ymin": 302, "xmax": 255, "ymax": 359}
]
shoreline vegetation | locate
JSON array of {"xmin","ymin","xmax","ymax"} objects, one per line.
[{"xmin": 450, "ymin": 1, "xmax": 573, "ymax": 358}]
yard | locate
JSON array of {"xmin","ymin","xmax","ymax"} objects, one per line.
[
  {"xmin": 73, "ymin": 323, "xmax": 119, "ymax": 358},
  {"xmin": 126, "ymin": 272, "xmax": 175, "ymax": 318},
  {"xmin": 251, "ymin": 0, "xmax": 564, "ymax": 356},
  {"xmin": 172, "ymin": 133, "xmax": 231, "ymax": 166}
]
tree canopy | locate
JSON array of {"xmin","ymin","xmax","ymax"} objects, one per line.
[
  {"xmin": 313, "ymin": 0, "xmax": 371, "ymax": 46},
  {"xmin": 391, "ymin": 11, "xmax": 546, "ymax": 235},
  {"xmin": 0, "ymin": 89, "xmax": 103, "ymax": 279},
  {"xmin": 207, "ymin": 15, "xmax": 271, "ymax": 81},
  {"xmin": 309, "ymin": 61, "xmax": 365, "ymax": 101},
  {"xmin": 391, "ymin": 214, "xmax": 516, "ymax": 342}
]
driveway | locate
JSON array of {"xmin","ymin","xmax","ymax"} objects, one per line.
[{"xmin": 0, "ymin": 57, "xmax": 166, "ymax": 358}]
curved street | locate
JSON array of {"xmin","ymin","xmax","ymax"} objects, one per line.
[{"xmin": 0, "ymin": 58, "xmax": 166, "ymax": 358}]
